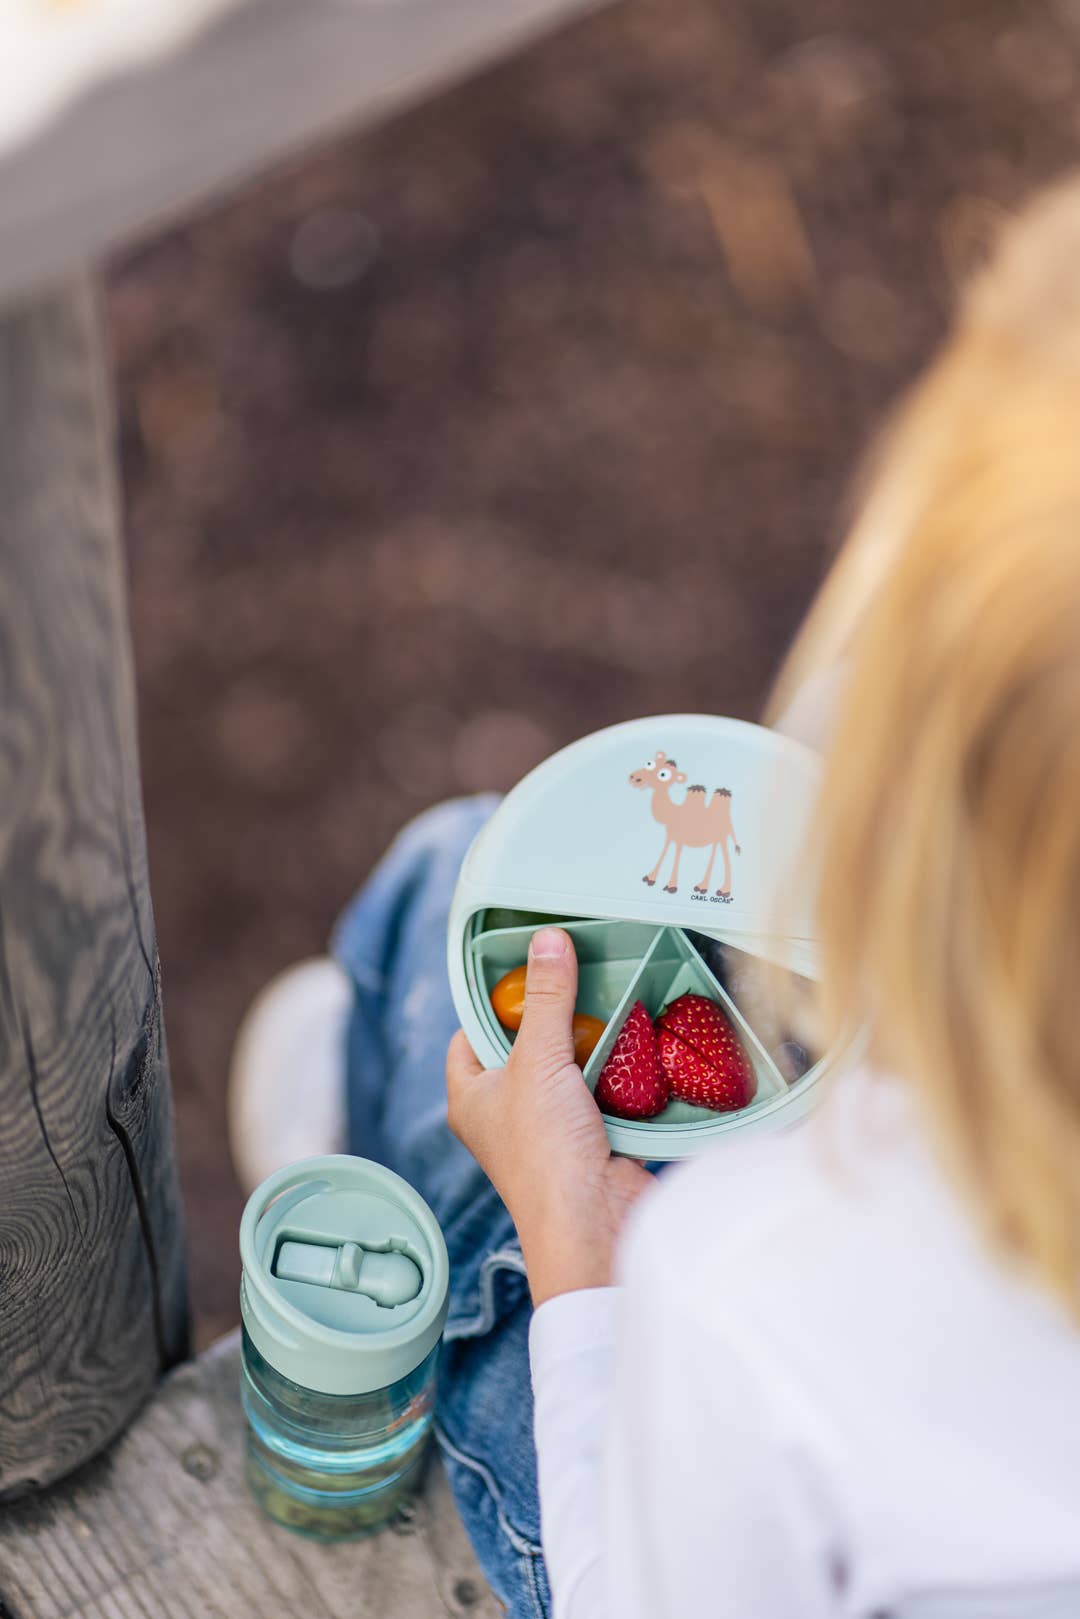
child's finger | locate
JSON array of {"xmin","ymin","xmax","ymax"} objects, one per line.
[
  {"xmin": 446, "ymin": 1033, "xmax": 501, "ymax": 1159},
  {"xmin": 446, "ymin": 1028, "xmax": 484, "ymax": 1095},
  {"xmin": 514, "ymin": 928, "xmax": 579, "ymax": 1077}
]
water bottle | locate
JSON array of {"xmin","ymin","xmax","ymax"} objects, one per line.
[{"xmin": 239, "ymin": 1155, "xmax": 449, "ymax": 1540}]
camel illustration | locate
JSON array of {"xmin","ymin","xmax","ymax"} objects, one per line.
[{"xmin": 629, "ymin": 749, "xmax": 741, "ymax": 899}]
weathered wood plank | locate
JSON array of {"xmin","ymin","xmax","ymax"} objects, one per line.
[
  {"xmin": 0, "ymin": 277, "xmax": 189, "ymax": 1498},
  {"xmin": 0, "ymin": 1332, "xmax": 502, "ymax": 1619},
  {"xmin": 0, "ymin": 0, "xmax": 602, "ymax": 307}
]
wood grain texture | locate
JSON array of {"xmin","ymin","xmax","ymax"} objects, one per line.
[
  {"xmin": 0, "ymin": 1332, "xmax": 502, "ymax": 1619},
  {"xmin": 0, "ymin": 277, "xmax": 188, "ymax": 1498}
]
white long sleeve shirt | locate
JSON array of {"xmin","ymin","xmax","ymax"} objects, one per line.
[{"xmin": 530, "ymin": 1071, "xmax": 1080, "ymax": 1618}]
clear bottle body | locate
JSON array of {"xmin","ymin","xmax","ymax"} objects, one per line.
[{"xmin": 240, "ymin": 1326, "xmax": 438, "ymax": 1539}]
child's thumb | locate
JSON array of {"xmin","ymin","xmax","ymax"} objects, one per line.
[{"xmin": 515, "ymin": 928, "xmax": 579, "ymax": 1074}]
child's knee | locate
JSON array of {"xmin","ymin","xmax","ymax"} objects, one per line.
[{"xmin": 394, "ymin": 794, "xmax": 502, "ymax": 863}]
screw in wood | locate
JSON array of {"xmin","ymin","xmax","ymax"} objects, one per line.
[
  {"xmin": 390, "ymin": 1501, "xmax": 418, "ymax": 1536},
  {"xmin": 181, "ymin": 1444, "xmax": 220, "ymax": 1482}
]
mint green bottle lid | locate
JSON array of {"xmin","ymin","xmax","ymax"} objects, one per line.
[{"xmin": 239, "ymin": 1155, "xmax": 450, "ymax": 1396}]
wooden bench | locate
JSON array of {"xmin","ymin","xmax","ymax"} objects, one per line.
[
  {"xmin": 0, "ymin": 0, "xmax": 595, "ymax": 1544},
  {"xmin": 0, "ymin": 1331, "xmax": 503, "ymax": 1619}
]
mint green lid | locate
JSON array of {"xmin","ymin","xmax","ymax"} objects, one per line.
[
  {"xmin": 239, "ymin": 1155, "xmax": 450, "ymax": 1396},
  {"xmin": 446, "ymin": 714, "xmax": 830, "ymax": 1161}
]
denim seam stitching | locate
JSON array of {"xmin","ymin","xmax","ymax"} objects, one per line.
[
  {"xmin": 445, "ymin": 1245, "xmax": 528, "ymax": 1342},
  {"xmin": 434, "ymin": 1421, "xmax": 544, "ymax": 1563},
  {"xmin": 524, "ymin": 1548, "xmax": 550, "ymax": 1619}
]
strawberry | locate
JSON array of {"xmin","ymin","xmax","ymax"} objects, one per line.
[
  {"xmin": 656, "ymin": 993, "xmax": 755, "ymax": 1112},
  {"xmin": 594, "ymin": 1000, "xmax": 669, "ymax": 1120}
]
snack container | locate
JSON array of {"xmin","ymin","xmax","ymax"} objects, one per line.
[
  {"xmin": 447, "ymin": 714, "xmax": 827, "ymax": 1160},
  {"xmin": 239, "ymin": 1156, "xmax": 449, "ymax": 1539}
]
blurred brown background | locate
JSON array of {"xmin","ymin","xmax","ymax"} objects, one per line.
[{"xmin": 109, "ymin": 0, "xmax": 1080, "ymax": 1346}]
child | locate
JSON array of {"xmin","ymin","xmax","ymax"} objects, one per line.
[{"xmin": 231, "ymin": 175, "xmax": 1080, "ymax": 1616}]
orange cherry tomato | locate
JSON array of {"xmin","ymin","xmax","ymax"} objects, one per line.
[
  {"xmin": 572, "ymin": 1013, "xmax": 605, "ymax": 1068},
  {"xmin": 490, "ymin": 965, "xmax": 527, "ymax": 1031},
  {"xmin": 489, "ymin": 967, "xmax": 606, "ymax": 1068}
]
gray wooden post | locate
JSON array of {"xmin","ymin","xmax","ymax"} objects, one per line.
[{"xmin": 0, "ymin": 276, "xmax": 189, "ymax": 1498}]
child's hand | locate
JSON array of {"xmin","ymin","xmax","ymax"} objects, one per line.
[{"xmin": 447, "ymin": 928, "xmax": 654, "ymax": 1307}]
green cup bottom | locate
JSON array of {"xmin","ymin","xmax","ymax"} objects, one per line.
[{"xmin": 245, "ymin": 1435, "xmax": 429, "ymax": 1540}]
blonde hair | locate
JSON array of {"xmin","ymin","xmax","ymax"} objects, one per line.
[{"xmin": 771, "ymin": 174, "xmax": 1080, "ymax": 1310}]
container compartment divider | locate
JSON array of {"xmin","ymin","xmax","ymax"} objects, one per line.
[
  {"xmin": 583, "ymin": 927, "xmax": 785, "ymax": 1122},
  {"xmin": 674, "ymin": 929, "xmax": 790, "ymax": 1097},
  {"xmin": 579, "ymin": 926, "xmax": 678, "ymax": 1087},
  {"xmin": 682, "ymin": 931, "xmax": 821, "ymax": 1088},
  {"xmin": 467, "ymin": 913, "xmax": 793, "ymax": 1119},
  {"xmin": 469, "ymin": 916, "xmax": 665, "ymax": 1064}
]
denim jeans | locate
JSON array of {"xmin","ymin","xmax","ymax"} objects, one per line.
[{"xmin": 331, "ymin": 796, "xmax": 550, "ymax": 1619}]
